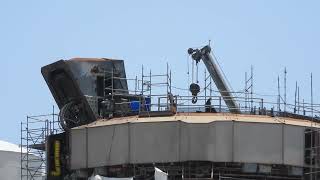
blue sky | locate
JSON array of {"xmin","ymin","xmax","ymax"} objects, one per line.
[{"xmin": 1, "ymin": 0, "xmax": 320, "ymax": 143}]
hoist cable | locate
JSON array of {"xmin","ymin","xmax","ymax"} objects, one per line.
[
  {"xmin": 196, "ymin": 63, "xmax": 199, "ymax": 83},
  {"xmin": 191, "ymin": 59, "xmax": 194, "ymax": 83}
]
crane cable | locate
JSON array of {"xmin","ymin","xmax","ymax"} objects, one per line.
[
  {"xmin": 187, "ymin": 54, "xmax": 191, "ymax": 111},
  {"xmin": 191, "ymin": 58, "xmax": 194, "ymax": 83},
  {"xmin": 196, "ymin": 62, "xmax": 199, "ymax": 83}
]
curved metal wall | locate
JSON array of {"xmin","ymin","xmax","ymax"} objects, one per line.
[
  {"xmin": 0, "ymin": 151, "xmax": 43, "ymax": 180},
  {"xmin": 70, "ymin": 120, "xmax": 306, "ymax": 170}
]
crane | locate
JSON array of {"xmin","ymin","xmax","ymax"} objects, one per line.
[{"xmin": 188, "ymin": 45, "xmax": 241, "ymax": 114}]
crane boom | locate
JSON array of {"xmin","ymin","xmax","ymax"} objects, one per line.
[{"xmin": 188, "ymin": 45, "xmax": 241, "ymax": 114}]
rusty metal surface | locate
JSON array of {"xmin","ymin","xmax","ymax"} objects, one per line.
[
  {"xmin": 73, "ymin": 112, "xmax": 320, "ymax": 129},
  {"xmin": 69, "ymin": 58, "xmax": 121, "ymax": 62},
  {"xmin": 66, "ymin": 58, "xmax": 128, "ymax": 97}
]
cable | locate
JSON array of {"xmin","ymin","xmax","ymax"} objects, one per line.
[
  {"xmin": 196, "ymin": 63, "xmax": 199, "ymax": 83},
  {"xmin": 187, "ymin": 55, "xmax": 191, "ymax": 112},
  {"xmin": 172, "ymin": 86, "xmax": 189, "ymax": 91},
  {"xmin": 191, "ymin": 58, "xmax": 194, "ymax": 83},
  {"xmin": 252, "ymin": 92, "xmax": 278, "ymax": 97},
  {"xmin": 186, "ymin": 55, "xmax": 190, "ymax": 94}
]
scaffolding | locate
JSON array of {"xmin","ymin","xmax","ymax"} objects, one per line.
[
  {"xmin": 22, "ymin": 60, "xmax": 320, "ymax": 180},
  {"xmin": 140, "ymin": 63, "xmax": 172, "ymax": 111},
  {"xmin": 244, "ymin": 66, "xmax": 254, "ymax": 112},
  {"xmin": 81, "ymin": 61, "xmax": 320, "ymax": 120},
  {"xmin": 304, "ymin": 123, "xmax": 320, "ymax": 180},
  {"xmin": 100, "ymin": 63, "xmax": 173, "ymax": 118},
  {"xmin": 20, "ymin": 108, "xmax": 61, "ymax": 180}
]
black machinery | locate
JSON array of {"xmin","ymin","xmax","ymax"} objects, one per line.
[{"xmin": 42, "ymin": 58, "xmax": 148, "ymax": 131}]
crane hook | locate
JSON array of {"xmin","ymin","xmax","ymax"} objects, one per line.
[{"xmin": 189, "ymin": 83, "xmax": 200, "ymax": 104}]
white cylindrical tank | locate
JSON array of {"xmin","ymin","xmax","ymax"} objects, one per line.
[{"xmin": 0, "ymin": 140, "xmax": 43, "ymax": 180}]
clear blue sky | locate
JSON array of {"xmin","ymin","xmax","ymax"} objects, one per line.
[{"xmin": 1, "ymin": 0, "xmax": 320, "ymax": 143}]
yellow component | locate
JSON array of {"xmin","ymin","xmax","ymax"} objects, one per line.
[{"xmin": 51, "ymin": 140, "xmax": 61, "ymax": 176}]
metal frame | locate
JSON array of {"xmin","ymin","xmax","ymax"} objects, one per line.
[
  {"xmin": 304, "ymin": 126, "xmax": 320, "ymax": 180},
  {"xmin": 20, "ymin": 107, "xmax": 61, "ymax": 180},
  {"xmin": 84, "ymin": 62, "xmax": 320, "ymax": 119}
]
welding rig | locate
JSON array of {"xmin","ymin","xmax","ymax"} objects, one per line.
[{"xmin": 21, "ymin": 45, "xmax": 320, "ymax": 180}]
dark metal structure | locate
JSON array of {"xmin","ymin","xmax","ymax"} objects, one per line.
[{"xmin": 41, "ymin": 58, "xmax": 134, "ymax": 131}]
